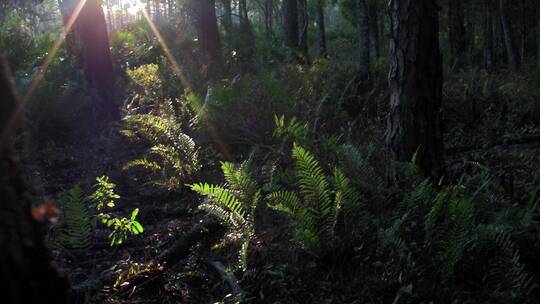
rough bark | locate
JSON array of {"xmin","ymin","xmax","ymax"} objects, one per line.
[
  {"xmin": 58, "ymin": 0, "xmax": 119, "ymax": 124},
  {"xmin": 315, "ymin": 0, "xmax": 327, "ymax": 57},
  {"xmin": 194, "ymin": 0, "xmax": 223, "ymax": 80},
  {"xmin": 385, "ymin": 0, "xmax": 444, "ymax": 175},
  {"xmin": 499, "ymin": 0, "xmax": 521, "ymax": 70},
  {"xmin": 368, "ymin": 0, "xmax": 380, "ymax": 61},
  {"xmin": 298, "ymin": 0, "xmax": 309, "ymax": 62},
  {"xmin": 283, "ymin": 0, "xmax": 299, "ymax": 50},
  {"xmin": 448, "ymin": 0, "xmax": 466, "ymax": 67},
  {"xmin": 0, "ymin": 57, "xmax": 69, "ymax": 304},
  {"xmin": 357, "ymin": 0, "xmax": 369, "ymax": 78}
]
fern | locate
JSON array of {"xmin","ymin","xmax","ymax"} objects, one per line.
[
  {"xmin": 122, "ymin": 114, "xmax": 200, "ymax": 190},
  {"xmin": 59, "ymin": 185, "xmax": 92, "ymax": 250},
  {"xmin": 267, "ymin": 144, "xmax": 361, "ymax": 255},
  {"xmin": 189, "ymin": 162, "xmax": 259, "ymax": 270}
]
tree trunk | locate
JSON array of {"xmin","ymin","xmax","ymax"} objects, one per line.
[
  {"xmin": 537, "ymin": 0, "xmax": 540, "ymax": 80},
  {"xmin": 315, "ymin": 0, "xmax": 327, "ymax": 57},
  {"xmin": 484, "ymin": 0, "xmax": 495, "ymax": 71},
  {"xmin": 58, "ymin": 0, "xmax": 119, "ymax": 124},
  {"xmin": 0, "ymin": 57, "xmax": 69, "ymax": 304},
  {"xmin": 499, "ymin": 0, "xmax": 521, "ymax": 70},
  {"xmin": 78, "ymin": 0, "xmax": 119, "ymax": 123},
  {"xmin": 357, "ymin": 0, "xmax": 369, "ymax": 78},
  {"xmin": 298, "ymin": 0, "xmax": 309, "ymax": 62},
  {"xmin": 194, "ymin": 0, "xmax": 223, "ymax": 80},
  {"xmin": 265, "ymin": 0, "xmax": 274, "ymax": 43},
  {"xmin": 283, "ymin": 0, "xmax": 299, "ymax": 51},
  {"xmin": 448, "ymin": 0, "xmax": 466, "ymax": 67},
  {"xmin": 221, "ymin": 0, "xmax": 233, "ymax": 35},
  {"xmin": 386, "ymin": 0, "xmax": 444, "ymax": 175},
  {"xmin": 368, "ymin": 0, "xmax": 380, "ymax": 61}
]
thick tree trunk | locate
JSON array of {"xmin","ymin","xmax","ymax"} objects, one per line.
[
  {"xmin": 194, "ymin": 0, "xmax": 223, "ymax": 80},
  {"xmin": 283, "ymin": 0, "xmax": 299, "ymax": 51},
  {"xmin": 499, "ymin": 0, "xmax": 521, "ymax": 70},
  {"xmin": 368, "ymin": 0, "xmax": 380, "ymax": 61},
  {"xmin": 357, "ymin": 0, "xmax": 369, "ymax": 78},
  {"xmin": 315, "ymin": 0, "xmax": 327, "ymax": 57},
  {"xmin": 78, "ymin": 0, "xmax": 119, "ymax": 123},
  {"xmin": 0, "ymin": 57, "xmax": 69, "ymax": 304},
  {"xmin": 386, "ymin": 0, "xmax": 444, "ymax": 175},
  {"xmin": 448, "ymin": 0, "xmax": 466, "ymax": 67},
  {"xmin": 58, "ymin": 0, "xmax": 119, "ymax": 124},
  {"xmin": 298, "ymin": 0, "xmax": 309, "ymax": 62}
]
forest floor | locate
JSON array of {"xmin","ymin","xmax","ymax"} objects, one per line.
[{"xmin": 23, "ymin": 70, "xmax": 540, "ymax": 303}]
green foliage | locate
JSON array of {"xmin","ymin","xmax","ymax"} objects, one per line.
[
  {"xmin": 122, "ymin": 114, "xmax": 200, "ymax": 190},
  {"xmin": 377, "ymin": 173, "xmax": 538, "ymax": 301},
  {"xmin": 188, "ymin": 73, "xmax": 290, "ymax": 150},
  {"xmin": 189, "ymin": 161, "xmax": 259, "ymax": 270},
  {"xmin": 127, "ymin": 63, "xmax": 163, "ymax": 97},
  {"xmin": 90, "ymin": 176, "xmax": 144, "ymax": 246},
  {"xmin": 267, "ymin": 144, "xmax": 361, "ymax": 256},
  {"xmin": 90, "ymin": 176, "xmax": 120, "ymax": 211},
  {"xmin": 59, "ymin": 185, "xmax": 92, "ymax": 250}
]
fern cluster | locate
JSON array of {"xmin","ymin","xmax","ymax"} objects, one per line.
[
  {"xmin": 122, "ymin": 114, "xmax": 200, "ymax": 190},
  {"xmin": 378, "ymin": 173, "xmax": 538, "ymax": 301},
  {"xmin": 267, "ymin": 144, "xmax": 362, "ymax": 256},
  {"xmin": 189, "ymin": 161, "xmax": 259, "ymax": 270}
]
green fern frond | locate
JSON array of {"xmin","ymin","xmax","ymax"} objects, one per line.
[
  {"xmin": 267, "ymin": 191, "xmax": 302, "ymax": 215},
  {"xmin": 59, "ymin": 185, "xmax": 92, "ymax": 250},
  {"xmin": 190, "ymin": 183, "xmax": 245, "ymax": 218},
  {"xmin": 199, "ymin": 204, "xmax": 245, "ymax": 229},
  {"xmin": 123, "ymin": 158, "xmax": 161, "ymax": 171}
]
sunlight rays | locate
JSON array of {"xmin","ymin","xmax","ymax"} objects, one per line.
[
  {"xmin": 0, "ymin": 0, "xmax": 87, "ymax": 147},
  {"xmin": 140, "ymin": 8, "xmax": 192, "ymax": 92},
  {"xmin": 139, "ymin": 8, "xmax": 232, "ymax": 159}
]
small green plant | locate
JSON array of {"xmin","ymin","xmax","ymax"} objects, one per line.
[
  {"xmin": 267, "ymin": 144, "xmax": 362, "ymax": 256},
  {"xmin": 90, "ymin": 176, "xmax": 144, "ymax": 246},
  {"xmin": 189, "ymin": 161, "xmax": 259, "ymax": 270},
  {"xmin": 58, "ymin": 185, "xmax": 92, "ymax": 250}
]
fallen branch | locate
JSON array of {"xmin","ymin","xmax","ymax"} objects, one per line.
[
  {"xmin": 205, "ymin": 260, "xmax": 244, "ymax": 299},
  {"xmin": 157, "ymin": 217, "xmax": 221, "ymax": 269}
]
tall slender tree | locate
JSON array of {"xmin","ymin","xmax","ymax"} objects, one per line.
[
  {"xmin": 315, "ymin": 0, "xmax": 327, "ymax": 56},
  {"xmin": 283, "ymin": 0, "xmax": 299, "ymax": 52},
  {"xmin": 449, "ymin": 0, "xmax": 466, "ymax": 67},
  {"xmin": 264, "ymin": 0, "xmax": 274, "ymax": 43},
  {"xmin": 368, "ymin": 0, "xmax": 380, "ymax": 61},
  {"xmin": 220, "ymin": 0, "xmax": 233, "ymax": 35},
  {"xmin": 537, "ymin": 0, "xmax": 540, "ymax": 79},
  {"xmin": 298, "ymin": 0, "xmax": 309, "ymax": 62},
  {"xmin": 386, "ymin": 0, "xmax": 444, "ymax": 175},
  {"xmin": 194, "ymin": 0, "xmax": 223, "ymax": 80},
  {"xmin": 357, "ymin": 0, "xmax": 369, "ymax": 77},
  {"xmin": 499, "ymin": 0, "xmax": 521, "ymax": 69}
]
